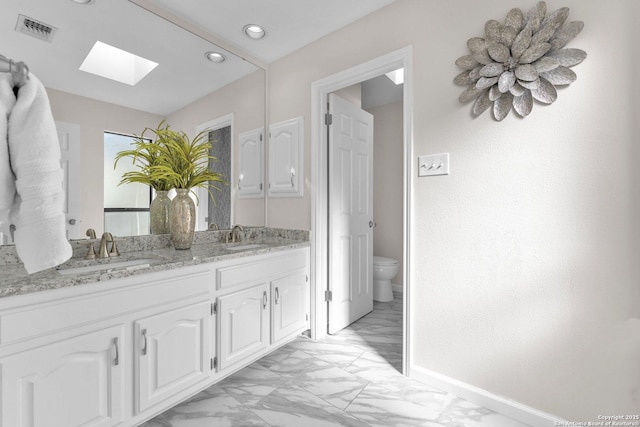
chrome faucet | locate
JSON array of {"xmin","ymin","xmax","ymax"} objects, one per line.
[{"xmin": 230, "ymin": 224, "xmax": 244, "ymax": 243}]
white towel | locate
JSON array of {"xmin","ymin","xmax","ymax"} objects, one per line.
[
  {"xmin": 0, "ymin": 73, "xmax": 16, "ymax": 218},
  {"xmin": 6, "ymin": 73, "xmax": 71, "ymax": 273}
]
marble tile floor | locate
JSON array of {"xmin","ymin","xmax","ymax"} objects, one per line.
[{"xmin": 141, "ymin": 295, "xmax": 530, "ymax": 427}]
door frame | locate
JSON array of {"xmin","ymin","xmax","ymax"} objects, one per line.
[{"xmin": 310, "ymin": 46, "xmax": 413, "ymax": 374}]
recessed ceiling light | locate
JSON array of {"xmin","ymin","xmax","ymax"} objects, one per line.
[
  {"xmin": 243, "ymin": 24, "xmax": 266, "ymax": 40},
  {"xmin": 205, "ymin": 51, "xmax": 226, "ymax": 63},
  {"xmin": 71, "ymin": 0, "xmax": 94, "ymax": 4},
  {"xmin": 79, "ymin": 41, "xmax": 158, "ymax": 86}
]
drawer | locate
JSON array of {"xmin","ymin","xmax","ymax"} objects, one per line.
[
  {"xmin": 0, "ymin": 268, "xmax": 211, "ymax": 345},
  {"xmin": 216, "ymin": 249, "xmax": 308, "ymax": 290}
]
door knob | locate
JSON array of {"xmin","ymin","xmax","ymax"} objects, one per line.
[
  {"xmin": 68, "ymin": 219, "xmax": 77, "ymax": 225},
  {"xmin": 369, "ymin": 220, "xmax": 376, "ymax": 228}
]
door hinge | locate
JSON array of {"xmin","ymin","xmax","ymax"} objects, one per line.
[
  {"xmin": 260, "ymin": 133, "xmax": 263, "ymax": 142},
  {"xmin": 324, "ymin": 113, "xmax": 332, "ymax": 126},
  {"xmin": 324, "ymin": 290, "xmax": 333, "ymax": 302},
  {"xmin": 211, "ymin": 302, "xmax": 217, "ymax": 315}
]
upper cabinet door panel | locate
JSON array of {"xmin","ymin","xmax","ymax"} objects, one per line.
[
  {"xmin": 269, "ymin": 117, "xmax": 304, "ymax": 198},
  {"xmin": 238, "ymin": 128, "xmax": 264, "ymax": 198}
]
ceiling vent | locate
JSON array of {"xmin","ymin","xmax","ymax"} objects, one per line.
[{"xmin": 15, "ymin": 14, "xmax": 57, "ymax": 42}]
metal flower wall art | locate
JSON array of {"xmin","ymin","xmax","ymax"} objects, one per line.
[{"xmin": 454, "ymin": 1, "xmax": 586, "ymax": 121}]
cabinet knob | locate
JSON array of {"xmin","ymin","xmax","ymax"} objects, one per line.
[
  {"xmin": 275, "ymin": 287, "xmax": 280, "ymax": 305},
  {"xmin": 263, "ymin": 291, "xmax": 268, "ymax": 309}
]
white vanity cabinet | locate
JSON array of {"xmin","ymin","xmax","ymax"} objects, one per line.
[
  {"xmin": 271, "ymin": 270, "xmax": 309, "ymax": 344},
  {"xmin": 0, "ymin": 265, "xmax": 212, "ymax": 427},
  {"xmin": 0, "ymin": 245, "xmax": 309, "ymax": 427},
  {"xmin": 135, "ymin": 300, "xmax": 213, "ymax": 413},
  {"xmin": 217, "ymin": 283, "xmax": 270, "ymax": 371},
  {"xmin": 214, "ymin": 247, "xmax": 310, "ymax": 373},
  {"xmin": 1, "ymin": 324, "xmax": 125, "ymax": 427}
]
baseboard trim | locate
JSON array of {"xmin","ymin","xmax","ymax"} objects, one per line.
[{"xmin": 409, "ymin": 364, "xmax": 564, "ymax": 427}]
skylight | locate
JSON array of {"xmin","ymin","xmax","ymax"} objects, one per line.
[
  {"xmin": 385, "ymin": 68, "xmax": 404, "ymax": 85},
  {"xmin": 79, "ymin": 41, "xmax": 158, "ymax": 86}
]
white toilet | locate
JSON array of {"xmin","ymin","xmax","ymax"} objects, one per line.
[{"xmin": 373, "ymin": 256, "xmax": 399, "ymax": 302}]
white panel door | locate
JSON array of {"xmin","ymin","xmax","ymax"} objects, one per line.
[
  {"xmin": 218, "ymin": 283, "xmax": 270, "ymax": 370},
  {"xmin": 238, "ymin": 128, "xmax": 264, "ymax": 198},
  {"xmin": 269, "ymin": 117, "xmax": 303, "ymax": 197},
  {"xmin": 135, "ymin": 301, "xmax": 212, "ymax": 413},
  {"xmin": 1, "ymin": 325, "xmax": 125, "ymax": 427},
  {"xmin": 271, "ymin": 270, "xmax": 308, "ymax": 343},
  {"xmin": 328, "ymin": 93, "xmax": 374, "ymax": 335},
  {"xmin": 55, "ymin": 121, "xmax": 82, "ymax": 239}
]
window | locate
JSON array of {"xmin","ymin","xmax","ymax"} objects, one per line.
[{"xmin": 104, "ymin": 131, "xmax": 151, "ymax": 236}]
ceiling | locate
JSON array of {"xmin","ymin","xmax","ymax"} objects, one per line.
[
  {"xmin": 1, "ymin": 0, "xmax": 395, "ymax": 116},
  {"xmin": 147, "ymin": 0, "xmax": 396, "ymax": 64}
]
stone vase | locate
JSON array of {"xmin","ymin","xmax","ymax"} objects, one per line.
[
  {"xmin": 169, "ymin": 188, "xmax": 195, "ymax": 249},
  {"xmin": 149, "ymin": 190, "xmax": 171, "ymax": 235}
]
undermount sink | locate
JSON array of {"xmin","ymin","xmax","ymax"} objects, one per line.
[
  {"xmin": 57, "ymin": 258, "xmax": 159, "ymax": 276},
  {"xmin": 225, "ymin": 243, "xmax": 267, "ymax": 251}
]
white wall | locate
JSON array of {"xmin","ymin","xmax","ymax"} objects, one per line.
[
  {"xmin": 48, "ymin": 89, "xmax": 162, "ymax": 235},
  {"xmin": 267, "ymin": 0, "xmax": 640, "ymax": 420}
]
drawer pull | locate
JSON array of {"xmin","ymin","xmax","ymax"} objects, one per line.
[
  {"xmin": 275, "ymin": 287, "xmax": 280, "ymax": 305},
  {"xmin": 263, "ymin": 291, "xmax": 268, "ymax": 309},
  {"xmin": 141, "ymin": 329, "xmax": 148, "ymax": 356}
]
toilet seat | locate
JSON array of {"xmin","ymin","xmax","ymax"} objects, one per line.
[{"xmin": 373, "ymin": 256, "xmax": 398, "ymax": 266}]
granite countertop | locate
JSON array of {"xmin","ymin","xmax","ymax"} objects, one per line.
[{"xmin": 0, "ymin": 231, "xmax": 310, "ymax": 299}]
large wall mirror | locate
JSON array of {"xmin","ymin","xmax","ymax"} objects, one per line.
[{"xmin": 1, "ymin": 0, "xmax": 265, "ymax": 244}]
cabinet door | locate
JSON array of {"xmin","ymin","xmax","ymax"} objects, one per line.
[
  {"xmin": 1, "ymin": 325, "xmax": 124, "ymax": 427},
  {"xmin": 269, "ymin": 117, "xmax": 303, "ymax": 197},
  {"xmin": 238, "ymin": 128, "xmax": 264, "ymax": 198},
  {"xmin": 271, "ymin": 271, "xmax": 309, "ymax": 344},
  {"xmin": 218, "ymin": 283, "xmax": 270, "ymax": 371},
  {"xmin": 135, "ymin": 300, "xmax": 212, "ymax": 413}
]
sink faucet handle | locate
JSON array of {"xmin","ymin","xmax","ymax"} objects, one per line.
[{"xmin": 86, "ymin": 228, "xmax": 97, "ymax": 239}]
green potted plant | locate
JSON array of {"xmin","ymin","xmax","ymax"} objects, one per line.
[
  {"xmin": 151, "ymin": 124, "xmax": 226, "ymax": 249},
  {"xmin": 114, "ymin": 122, "xmax": 174, "ymax": 235}
]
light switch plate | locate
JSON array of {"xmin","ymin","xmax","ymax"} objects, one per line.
[{"xmin": 418, "ymin": 153, "xmax": 449, "ymax": 177}]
